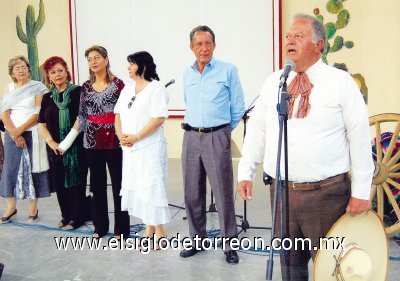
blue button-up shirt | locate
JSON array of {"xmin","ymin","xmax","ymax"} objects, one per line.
[{"xmin": 183, "ymin": 58, "xmax": 245, "ymax": 129}]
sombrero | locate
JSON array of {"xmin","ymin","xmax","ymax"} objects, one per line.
[{"xmin": 313, "ymin": 211, "xmax": 388, "ymax": 281}]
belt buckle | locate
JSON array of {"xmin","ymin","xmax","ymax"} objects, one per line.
[{"xmin": 198, "ymin": 127, "xmax": 205, "ymax": 133}]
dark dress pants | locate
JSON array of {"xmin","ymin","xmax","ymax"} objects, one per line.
[
  {"xmin": 86, "ymin": 148, "xmax": 130, "ymax": 237},
  {"xmin": 49, "ymin": 151, "xmax": 88, "ymax": 226},
  {"xmin": 182, "ymin": 127, "xmax": 238, "ymax": 251},
  {"xmin": 270, "ymin": 177, "xmax": 351, "ymax": 281}
]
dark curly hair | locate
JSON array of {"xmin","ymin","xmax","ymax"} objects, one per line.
[{"xmin": 127, "ymin": 51, "xmax": 160, "ymax": 82}]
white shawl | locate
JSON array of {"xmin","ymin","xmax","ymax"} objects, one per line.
[{"xmin": 3, "ymin": 80, "xmax": 49, "ymax": 173}]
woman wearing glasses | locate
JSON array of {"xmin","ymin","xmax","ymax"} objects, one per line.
[
  {"xmin": 73, "ymin": 46, "xmax": 130, "ymax": 239},
  {"xmin": 0, "ymin": 56, "xmax": 50, "ymax": 223},
  {"xmin": 115, "ymin": 51, "xmax": 170, "ymax": 245},
  {"xmin": 38, "ymin": 56, "xmax": 87, "ymax": 230}
]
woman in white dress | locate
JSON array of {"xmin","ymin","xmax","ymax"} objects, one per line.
[{"xmin": 115, "ymin": 51, "xmax": 170, "ymax": 244}]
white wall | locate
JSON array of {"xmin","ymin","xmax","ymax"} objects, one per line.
[
  {"xmin": 69, "ymin": 0, "xmax": 280, "ymax": 158},
  {"xmin": 71, "ymin": 0, "xmax": 279, "ymax": 111}
]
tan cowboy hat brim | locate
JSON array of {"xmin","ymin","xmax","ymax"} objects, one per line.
[{"xmin": 313, "ymin": 210, "xmax": 388, "ymax": 281}]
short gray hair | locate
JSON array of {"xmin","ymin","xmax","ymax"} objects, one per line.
[
  {"xmin": 293, "ymin": 13, "xmax": 326, "ymax": 52},
  {"xmin": 8, "ymin": 56, "xmax": 31, "ymax": 83},
  {"xmin": 189, "ymin": 25, "xmax": 215, "ymax": 45}
]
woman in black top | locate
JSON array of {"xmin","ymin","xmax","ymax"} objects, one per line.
[{"xmin": 38, "ymin": 56, "xmax": 88, "ymax": 229}]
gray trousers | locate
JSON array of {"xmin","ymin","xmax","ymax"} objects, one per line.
[{"xmin": 182, "ymin": 127, "xmax": 237, "ymax": 251}]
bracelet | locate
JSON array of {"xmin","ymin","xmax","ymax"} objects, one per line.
[
  {"xmin": 45, "ymin": 137, "xmax": 53, "ymax": 143},
  {"xmin": 136, "ymin": 134, "xmax": 141, "ymax": 141}
]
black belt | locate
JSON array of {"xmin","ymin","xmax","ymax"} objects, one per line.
[
  {"xmin": 181, "ymin": 123, "xmax": 228, "ymax": 133},
  {"xmin": 271, "ymin": 173, "xmax": 347, "ymax": 191}
]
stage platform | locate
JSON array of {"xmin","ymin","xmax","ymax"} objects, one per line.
[{"xmin": 1, "ymin": 159, "xmax": 399, "ymax": 281}]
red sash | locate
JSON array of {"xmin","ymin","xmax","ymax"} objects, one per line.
[{"xmin": 87, "ymin": 113, "xmax": 115, "ymax": 124}]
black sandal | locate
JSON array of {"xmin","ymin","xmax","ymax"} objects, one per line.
[
  {"xmin": 92, "ymin": 232, "xmax": 105, "ymax": 239},
  {"xmin": 57, "ymin": 218, "xmax": 70, "ymax": 228}
]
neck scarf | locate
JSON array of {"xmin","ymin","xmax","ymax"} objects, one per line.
[
  {"xmin": 1, "ymin": 80, "xmax": 48, "ymax": 113},
  {"xmin": 3, "ymin": 80, "xmax": 49, "ymax": 173},
  {"xmin": 287, "ymin": 72, "xmax": 313, "ymax": 119},
  {"xmin": 52, "ymin": 82, "xmax": 80, "ymax": 188}
]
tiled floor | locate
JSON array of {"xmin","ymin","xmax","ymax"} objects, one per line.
[{"xmin": 0, "ymin": 159, "xmax": 399, "ymax": 281}]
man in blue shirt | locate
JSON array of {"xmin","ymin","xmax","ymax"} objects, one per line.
[{"xmin": 180, "ymin": 25, "xmax": 245, "ymax": 264}]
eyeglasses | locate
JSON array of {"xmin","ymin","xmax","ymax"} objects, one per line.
[
  {"xmin": 127, "ymin": 95, "xmax": 136, "ymax": 109},
  {"xmin": 13, "ymin": 66, "xmax": 28, "ymax": 72}
]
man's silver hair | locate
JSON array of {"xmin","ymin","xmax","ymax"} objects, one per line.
[{"xmin": 293, "ymin": 13, "xmax": 326, "ymax": 52}]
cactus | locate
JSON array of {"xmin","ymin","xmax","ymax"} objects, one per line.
[
  {"xmin": 336, "ymin": 9, "xmax": 350, "ymax": 29},
  {"xmin": 314, "ymin": 1, "xmax": 368, "ymax": 103},
  {"xmin": 16, "ymin": 0, "xmax": 45, "ymax": 81},
  {"xmin": 330, "ymin": 36, "xmax": 344, "ymax": 52},
  {"xmin": 314, "ymin": 3, "xmax": 353, "ymax": 63},
  {"xmin": 325, "ymin": 22, "xmax": 336, "ymax": 40},
  {"xmin": 326, "ymin": 0, "xmax": 343, "ymax": 14},
  {"xmin": 344, "ymin": 41, "xmax": 354, "ymax": 48}
]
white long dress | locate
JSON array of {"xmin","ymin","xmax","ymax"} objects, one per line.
[{"xmin": 114, "ymin": 80, "xmax": 171, "ymax": 225}]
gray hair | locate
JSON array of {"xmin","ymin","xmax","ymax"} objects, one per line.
[
  {"xmin": 293, "ymin": 13, "xmax": 326, "ymax": 52},
  {"xmin": 189, "ymin": 25, "xmax": 215, "ymax": 45},
  {"xmin": 8, "ymin": 56, "xmax": 31, "ymax": 83}
]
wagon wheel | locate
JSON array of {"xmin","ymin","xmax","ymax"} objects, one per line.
[{"xmin": 369, "ymin": 113, "xmax": 400, "ymax": 237}]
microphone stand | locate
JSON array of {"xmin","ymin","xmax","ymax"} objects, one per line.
[
  {"xmin": 236, "ymin": 104, "xmax": 271, "ymax": 234},
  {"xmin": 162, "ymin": 79, "xmax": 186, "ymax": 211},
  {"xmin": 182, "ymin": 191, "xmax": 217, "ymax": 220},
  {"xmin": 266, "ymin": 80, "xmax": 290, "ymax": 280}
]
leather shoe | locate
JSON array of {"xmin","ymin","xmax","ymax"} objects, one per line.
[
  {"xmin": 0, "ymin": 262, "xmax": 4, "ymax": 279},
  {"xmin": 180, "ymin": 239, "xmax": 210, "ymax": 258},
  {"xmin": 180, "ymin": 247, "xmax": 203, "ymax": 258},
  {"xmin": 28, "ymin": 210, "xmax": 39, "ymax": 223},
  {"xmin": 0, "ymin": 209, "xmax": 17, "ymax": 224},
  {"xmin": 225, "ymin": 250, "xmax": 239, "ymax": 264}
]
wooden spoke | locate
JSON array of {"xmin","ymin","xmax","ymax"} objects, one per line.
[
  {"xmin": 382, "ymin": 182, "xmax": 400, "ymax": 218},
  {"xmin": 387, "ymin": 178, "xmax": 400, "ymax": 191},
  {"xmin": 377, "ymin": 185, "xmax": 384, "ymax": 220},
  {"xmin": 385, "ymin": 224, "xmax": 400, "ymax": 237},
  {"xmin": 375, "ymin": 122, "xmax": 383, "ymax": 163},
  {"xmin": 382, "ymin": 121, "xmax": 400, "ymax": 164},
  {"xmin": 386, "ymin": 150, "xmax": 400, "ymax": 168},
  {"xmin": 369, "ymin": 114, "xmax": 400, "ymax": 236},
  {"xmin": 389, "ymin": 173, "xmax": 400, "ymax": 179},
  {"xmin": 390, "ymin": 163, "xmax": 400, "ymax": 172},
  {"xmin": 370, "ymin": 184, "xmax": 377, "ymax": 201},
  {"xmin": 382, "ymin": 182, "xmax": 400, "ymax": 237}
]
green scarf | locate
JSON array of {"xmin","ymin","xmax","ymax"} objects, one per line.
[{"xmin": 52, "ymin": 82, "xmax": 81, "ymax": 188}]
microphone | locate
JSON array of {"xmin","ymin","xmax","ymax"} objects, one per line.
[
  {"xmin": 165, "ymin": 79, "xmax": 175, "ymax": 88},
  {"xmin": 279, "ymin": 60, "xmax": 295, "ymax": 87}
]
